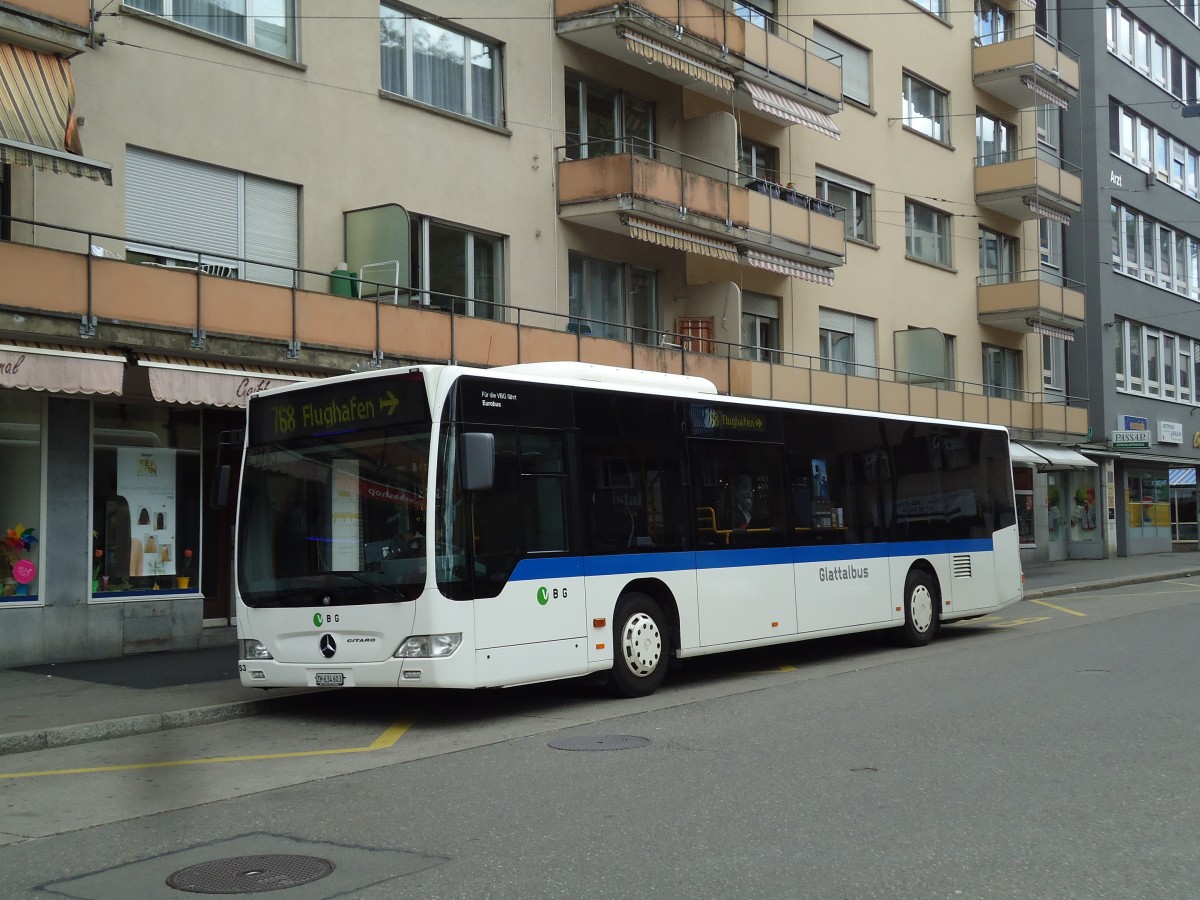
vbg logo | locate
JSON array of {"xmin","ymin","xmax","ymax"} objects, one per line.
[{"xmin": 536, "ymin": 586, "xmax": 568, "ymax": 606}]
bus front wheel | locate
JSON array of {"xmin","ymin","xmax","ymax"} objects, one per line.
[
  {"xmin": 610, "ymin": 594, "xmax": 669, "ymax": 698},
  {"xmin": 898, "ymin": 569, "xmax": 939, "ymax": 647}
]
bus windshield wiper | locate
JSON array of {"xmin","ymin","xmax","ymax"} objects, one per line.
[{"xmin": 333, "ymin": 571, "xmax": 406, "ymax": 601}]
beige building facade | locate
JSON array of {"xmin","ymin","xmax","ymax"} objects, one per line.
[{"xmin": 0, "ymin": 0, "xmax": 1098, "ymax": 664}]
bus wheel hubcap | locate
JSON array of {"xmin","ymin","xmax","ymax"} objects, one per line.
[
  {"xmin": 911, "ymin": 585, "xmax": 933, "ymax": 632},
  {"xmin": 622, "ymin": 612, "xmax": 662, "ymax": 677}
]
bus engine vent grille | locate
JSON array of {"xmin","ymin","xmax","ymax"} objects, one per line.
[{"xmin": 952, "ymin": 555, "xmax": 973, "ymax": 578}]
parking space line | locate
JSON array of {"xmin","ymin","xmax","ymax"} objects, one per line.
[
  {"xmin": 989, "ymin": 616, "xmax": 1052, "ymax": 628},
  {"xmin": 1028, "ymin": 598, "xmax": 1087, "ymax": 617},
  {"xmin": 0, "ymin": 719, "xmax": 413, "ymax": 780}
]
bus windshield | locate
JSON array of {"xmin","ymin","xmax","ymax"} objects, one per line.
[{"xmin": 238, "ymin": 375, "xmax": 432, "ymax": 609}]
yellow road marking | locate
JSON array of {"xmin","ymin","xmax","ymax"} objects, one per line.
[
  {"xmin": 1028, "ymin": 598, "xmax": 1087, "ymax": 617},
  {"xmin": 989, "ymin": 616, "xmax": 1051, "ymax": 628},
  {"xmin": 0, "ymin": 719, "xmax": 413, "ymax": 780}
]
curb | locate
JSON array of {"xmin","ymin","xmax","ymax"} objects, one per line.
[
  {"xmin": 1023, "ymin": 568, "xmax": 1200, "ymax": 601},
  {"xmin": 0, "ymin": 691, "xmax": 314, "ymax": 758}
]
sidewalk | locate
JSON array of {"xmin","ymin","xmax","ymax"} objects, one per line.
[{"xmin": 2, "ymin": 551, "xmax": 1198, "ymax": 757}]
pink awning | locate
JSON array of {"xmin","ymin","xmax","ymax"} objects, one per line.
[
  {"xmin": 138, "ymin": 356, "xmax": 319, "ymax": 408},
  {"xmin": 0, "ymin": 341, "xmax": 124, "ymax": 395}
]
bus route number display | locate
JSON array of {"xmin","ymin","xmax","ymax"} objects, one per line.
[{"xmin": 249, "ymin": 374, "xmax": 430, "ymax": 443}]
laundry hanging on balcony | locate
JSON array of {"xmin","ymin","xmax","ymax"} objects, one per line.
[
  {"xmin": 0, "ymin": 42, "xmax": 111, "ymax": 183},
  {"xmin": 741, "ymin": 82, "xmax": 840, "ymax": 140}
]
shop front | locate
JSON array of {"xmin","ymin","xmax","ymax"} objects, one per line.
[
  {"xmin": 0, "ymin": 341, "xmax": 318, "ymax": 666},
  {"xmin": 1010, "ymin": 441, "xmax": 1103, "ymax": 569}
]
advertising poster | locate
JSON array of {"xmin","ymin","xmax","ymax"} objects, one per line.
[{"xmin": 117, "ymin": 447, "xmax": 177, "ymax": 578}]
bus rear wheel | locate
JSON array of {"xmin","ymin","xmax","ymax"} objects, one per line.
[
  {"xmin": 898, "ymin": 568, "xmax": 939, "ymax": 647},
  {"xmin": 610, "ymin": 594, "xmax": 669, "ymax": 698}
]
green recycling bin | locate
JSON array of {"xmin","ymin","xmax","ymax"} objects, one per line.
[{"xmin": 330, "ymin": 267, "xmax": 359, "ymax": 298}]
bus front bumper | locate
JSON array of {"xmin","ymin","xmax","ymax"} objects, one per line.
[{"xmin": 238, "ymin": 655, "xmax": 475, "ymax": 690}]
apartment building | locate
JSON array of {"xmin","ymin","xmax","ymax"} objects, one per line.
[
  {"xmin": 1, "ymin": 0, "xmax": 1097, "ymax": 665},
  {"xmin": 1060, "ymin": 1, "xmax": 1200, "ymax": 557}
]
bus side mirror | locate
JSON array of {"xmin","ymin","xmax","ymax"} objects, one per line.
[
  {"xmin": 210, "ymin": 464, "xmax": 231, "ymax": 509},
  {"xmin": 461, "ymin": 432, "xmax": 495, "ymax": 492}
]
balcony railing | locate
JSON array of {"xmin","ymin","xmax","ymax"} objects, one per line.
[
  {"xmin": 556, "ymin": 140, "xmax": 847, "ymax": 268},
  {"xmin": 974, "ymin": 146, "xmax": 1082, "ymax": 222},
  {"xmin": 977, "ymin": 268, "xmax": 1086, "ymax": 335},
  {"xmin": 554, "ymin": 0, "xmax": 842, "ymax": 116},
  {"xmin": 973, "ymin": 24, "xmax": 1079, "ymax": 110},
  {"xmin": 0, "ymin": 215, "xmax": 1086, "ymax": 439},
  {"xmin": 1, "ymin": 0, "xmax": 91, "ymax": 53}
]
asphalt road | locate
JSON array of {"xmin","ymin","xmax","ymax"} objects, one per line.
[{"xmin": 1, "ymin": 582, "xmax": 1197, "ymax": 899}]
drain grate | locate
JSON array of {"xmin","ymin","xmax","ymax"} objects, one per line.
[
  {"xmin": 166, "ymin": 855, "xmax": 334, "ymax": 894},
  {"xmin": 548, "ymin": 734, "xmax": 650, "ymax": 751}
]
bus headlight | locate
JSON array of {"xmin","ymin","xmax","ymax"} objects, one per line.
[
  {"xmin": 240, "ymin": 639, "xmax": 273, "ymax": 661},
  {"xmin": 394, "ymin": 633, "xmax": 462, "ymax": 659}
]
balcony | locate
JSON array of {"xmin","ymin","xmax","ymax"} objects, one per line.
[
  {"xmin": 554, "ymin": 0, "xmax": 842, "ymax": 130},
  {"xmin": 0, "ymin": 217, "xmax": 1085, "ymax": 441},
  {"xmin": 556, "ymin": 145, "xmax": 846, "ymax": 274},
  {"xmin": 975, "ymin": 147, "xmax": 1081, "ymax": 223},
  {"xmin": 973, "ymin": 25, "xmax": 1079, "ymax": 110},
  {"xmin": 0, "ymin": 0, "xmax": 91, "ymax": 55},
  {"xmin": 977, "ymin": 270, "xmax": 1085, "ymax": 337}
]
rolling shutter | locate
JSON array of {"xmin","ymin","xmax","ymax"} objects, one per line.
[{"xmin": 244, "ymin": 175, "xmax": 299, "ymax": 286}]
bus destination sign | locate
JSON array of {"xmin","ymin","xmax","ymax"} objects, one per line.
[{"xmin": 249, "ymin": 373, "xmax": 430, "ymax": 443}]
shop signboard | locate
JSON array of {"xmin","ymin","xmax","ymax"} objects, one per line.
[
  {"xmin": 1159, "ymin": 421, "xmax": 1183, "ymax": 444},
  {"xmin": 1111, "ymin": 430, "xmax": 1151, "ymax": 449}
]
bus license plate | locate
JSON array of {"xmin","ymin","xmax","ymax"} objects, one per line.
[{"xmin": 314, "ymin": 673, "xmax": 344, "ymax": 687}]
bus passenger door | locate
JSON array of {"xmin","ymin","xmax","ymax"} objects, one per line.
[
  {"xmin": 689, "ymin": 440, "xmax": 797, "ymax": 646},
  {"xmin": 469, "ymin": 427, "xmax": 586, "ymax": 683}
]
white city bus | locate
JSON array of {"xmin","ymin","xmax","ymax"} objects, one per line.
[{"xmin": 234, "ymin": 362, "xmax": 1021, "ymax": 697}]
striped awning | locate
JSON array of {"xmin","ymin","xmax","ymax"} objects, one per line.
[
  {"xmin": 137, "ymin": 355, "xmax": 321, "ymax": 408},
  {"xmin": 1025, "ymin": 198, "xmax": 1072, "ymax": 224},
  {"xmin": 621, "ymin": 30, "xmax": 735, "ymax": 92},
  {"xmin": 742, "ymin": 81, "xmax": 840, "ymax": 140},
  {"xmin": 625, "ymin": 216, "xmax": 739, "ymax": 261},
  {"xmin": 742, "ymin": 249, "xmax": 835, "ymax": 285},
  {"xmin": 1020, "ymin": 74, "xmax": 1069, "ymax": 110},
  {"xmin": 1026, "ymin": 319, "xmax": 1075, "ymax": 342},
  {"xmin": 0, "ymin": 340, "xmax": 124, "ymax": 395},
  {"xmin": 0, "ymin": 42, "xmax": 111, "ymax": 184}
]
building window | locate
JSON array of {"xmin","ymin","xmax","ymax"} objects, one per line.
[
  {"xmin": 734, "ymin": 1, "xmax": 776, "ymax": 33},
  {"xmin": 815, "ymin": 167, "xmax": 873, "ymax": 243},
  {"xmin": 912, "ymin": 0, "xmax": 947, "ymax": 20},
  {"xmin": 976, "ymin": 110, "xmax": 1016, "ymax": 165},
  {"xmin": 380, "ymin": 4, "xmax": 502, "ymax": 126},
  {"xmin": 127, "ymin": 0, "xmax": 296, "ymax": 59},
  {"xmin": 92, "ymin": 405, "xmax": 202, "ymax": 598},
  {"xmin": 1110, "ymin": 200, "xmax": 1200, "ymax": 299},
  {"xmin": 1040, "ymin": 219, "xmax": 1063, "ymax": 275},
  {"xmin": 1042, "ymin": 335, "xmax": 1067, "ymax": 398},
  {"xmin": 124, "ymin": 147, "xmax": 299, "ymax": 287},
  {"xmin": 814, "ymin": 25, "xmax": 870, "ymax": 107},
  {"xmin": 983, "ymin": 344, "xmax": 1022, "ymax": 399},
  {"xmin": 974, "ymin": 0, "xmax": 1013, "ymax": 45},
  {"xmin": 905, "ymin": 200, "xmax": 952, "ymax": 267},
  {"xmin": 819, "ymin": 308, "xmax": 876, "ymax": 376},
  {"xmin": 979, "ymin": 228, "xmax": 1019, "ymax": 284},
  {"xmin": 902, "ymin": 72, "xmax": 949, "ymax": 145},
  {"xmin": 739, "ymin": 138, "xmax": 779, "ymax": 186},
  {"xmin": 411, "ymin": 217, "xmax": 503, "ymax": 319},
  {"xmin": 1037, "ymin": 0, "xmax": 1059, "ymax": 40},
  {"xmin": 676, "ymin": 317, "xmax": 715, "ymax": 353},
  {"xmin": 564, "ymin": 72, "xmax": 654, "ymax": 160},
  {"xmin": 741, "ymin": 292, "xmax": 780, "ymax": 363},
  {"xmin": 0, "ymin": 392, "xmax": 42, "ymax": 599},
  {"xmin": 568, "ymin": 253, "xmax": 658, "ymax": 344}
]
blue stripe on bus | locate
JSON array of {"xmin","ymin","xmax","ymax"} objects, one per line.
[{"xmin": 507, "ymin": 539, "xmax": 993, "ymax": 582}]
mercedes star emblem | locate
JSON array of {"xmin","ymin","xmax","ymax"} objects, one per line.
[{"xmin": 319, "ymin": 634, "xmax": 336, "ymax": 659}]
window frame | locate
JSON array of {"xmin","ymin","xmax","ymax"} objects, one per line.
[
  {"xmin": 905, "ymin": 199, "xmax": 953, "ymax": 268},
  {"xmin": 568, "ymin": 252, "xmax": 659, "ymax": 345},
  {"xmin": 410, "ymin": 216, "xmax": 505, "ymax": 319},
  {"xmin": 814, "ymin": 24, "xmax": 871, "ymax": 108},
  {"xmin": 815, "ymin": 167, "xmax": 874, "ymax": 244},
  {"xmin": 902, "ymin": 71, "xmax": 950, "ymax": 145},
  {"xmin": 380, "ymin": 3, "xmax": 504, "ymax": 127},
  {"xmin": 126, "ymin": 0, "xmax": 297, "ymax": 59}
]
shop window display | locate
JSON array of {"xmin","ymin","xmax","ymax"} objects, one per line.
[
  {"xmin": 0, "ymin": 392, "xmax": 42, "ymax": 599},
  {"xmin": 92, "ymin": 405, "xmax": 201, "ymax": 596},
  {"xmin": 1014, "ymin": 465, "xmax": 1035, "ymax": 546}
]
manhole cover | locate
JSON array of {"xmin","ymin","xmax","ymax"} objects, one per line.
[
  {"xmin": 547, "ymin": 734, "xmax": 649, "ymax": 751},
  {"xmin": 166, "ymin": 855, "xmax": 334, "ymax": 894}
]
